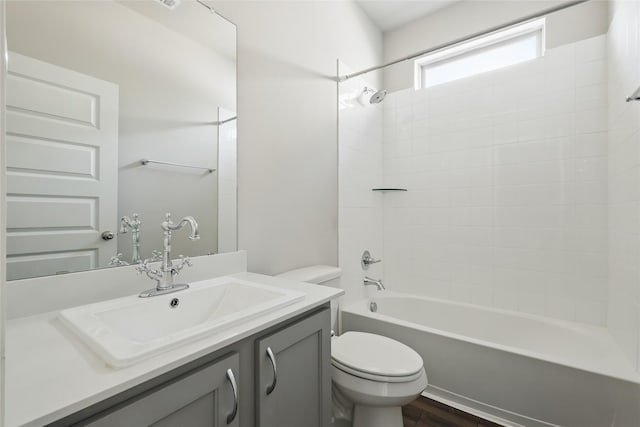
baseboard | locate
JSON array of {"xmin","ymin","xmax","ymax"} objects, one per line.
[{"xmin": 422, "ymin": 385, "xmax": 559, "ymax": 427}]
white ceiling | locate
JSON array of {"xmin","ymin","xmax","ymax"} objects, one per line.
[
  {"xmin": 119, "ymin": 0, "xmax": 236, "ymax": 60},
  {"xmin": 356, "ymin": 0, "xmax": 459, "ymax": 32}
]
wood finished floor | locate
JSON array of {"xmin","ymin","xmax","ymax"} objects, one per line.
[{"xmin": 402, "ymin": 396, "xmax": 504, "ymax": 427}]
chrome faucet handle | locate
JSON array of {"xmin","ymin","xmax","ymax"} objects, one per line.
[
  {"xmin": 361, "ymin": 250, "xmax": 382, "ymax": 269},
  {"xmin": 136, "ymin": 258, "xmax": 162, "ymax": 282},
  {"xmin": 150, "ymin": 250, "xmax": 163, "ymax": 262},
  {"xmin": 171, "ymin": 255, "xmax": 193, "ymax": 276},
  {"xmin": 120, "ymin": 213, "xmax": 141, "ymax": 233},
  {"xmin": 135, "ymin": 250, "xmax": 162, "ymax": 272},
  {"xmin": 109, "ymin": 253, "xmax": 129, "ymax": 267},
  {"xmin": 135, "ymin": 259, "xmax": 150, "ymax": 275}
]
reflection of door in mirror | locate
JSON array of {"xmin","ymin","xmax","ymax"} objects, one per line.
[
  {"xmin": 6, "ymin": 53, "xmax": 118, "ymax": 280},
  {"xmin": 5, "ymin": 0, "xmax": 237, "ymax": 280}
]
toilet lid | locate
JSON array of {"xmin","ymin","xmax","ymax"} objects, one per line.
[{"xmin": 331, "ymin": 332, "xmax": 423, "ymax": 378}]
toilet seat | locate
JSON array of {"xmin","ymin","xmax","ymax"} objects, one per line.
[
  {"xmin": 331, "ymin": 358, "xmax": 424, "ymax": 383},
  {"xmin": 331, "ymin": 332, "xmax": 424, "ymax": 383}
]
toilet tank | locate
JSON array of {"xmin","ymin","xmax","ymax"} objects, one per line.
[
  {"xmin": 276, "ymin": 265, "xmax": 342, "ymax": 332},
  {"xmin": 276, "ymin": 265, "xmax": 342, "ymax": 288}
]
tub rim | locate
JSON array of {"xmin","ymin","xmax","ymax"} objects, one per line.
[{"xmin": 341, "ymin": 291, "xmax": 640, "ymax": 385}]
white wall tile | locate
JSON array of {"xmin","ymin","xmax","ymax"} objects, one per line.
[
  {"xmin": 607, "ymin": 0, "xmax": 640, "ymax": 370},
  {"xmin": 576, "ymin": 108, "xmax": 608, "ymax": 133},
  {"xmin": 575, "ymin": 35, "xmax": 607, "ymax": 63},
  {"xmin": 576, "ymin": 59, "xmax": 607, "ymax": 87},
  {"xmin": 381, "ymin": 36, "xmax": 609, "ymax": 327}
]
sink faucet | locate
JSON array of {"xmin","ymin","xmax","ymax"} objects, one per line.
[
  {"xmin": 136, "ymin": 213, "xmax": 200, "ymax": 298},
  {"xmin": 364, "ymin": 276, "xmax": 385, "ymax": 291},
  {"xmin": 120, "ymin": 213, "xmax": 142, "ymax": 264}
]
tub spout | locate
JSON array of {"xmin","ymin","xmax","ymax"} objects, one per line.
[{"xmin": 364, "ymin": 276, "xmax": 385, "ymax": 291}]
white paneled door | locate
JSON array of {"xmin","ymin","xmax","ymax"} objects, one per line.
[{"xmin": 5, "ymin": 52, "xmax": 119, "ymax": 280}]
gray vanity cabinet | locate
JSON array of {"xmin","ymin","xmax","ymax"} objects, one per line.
[
  {"xmin": 256, "ymin": 309, "xmax": 332, "ymax": 427},
  {"xmin": 50, "ymin": 306, "xmax": 332, "ymax": 427},
  {"xmin": 83, "ymin": 352, "xmax": 240, "ymax": 427}
]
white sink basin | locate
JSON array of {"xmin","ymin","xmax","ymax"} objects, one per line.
[{"xmin": 59, "ymin": 277, "xmax": 305, "ymax": 368}]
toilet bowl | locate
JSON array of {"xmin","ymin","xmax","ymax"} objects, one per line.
[
  {"xmin": 275, "ymin": 266, "xmax": 428, "ymax": 427},
  {"xmin": 331, "ymin": 331, "xmax": 427, "ymax": 427}
]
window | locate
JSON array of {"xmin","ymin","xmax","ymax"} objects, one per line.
[{"xmin": 414, "ymin": 18, "xmax": 545, "ymax": 89}]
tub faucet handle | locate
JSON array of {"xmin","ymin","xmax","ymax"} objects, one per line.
[{"xmin": 361, "ymin": 250, "xmax": 381, "ymax": 269}]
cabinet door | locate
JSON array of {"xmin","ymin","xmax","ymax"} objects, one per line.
[
  {"xmin": 256, "ymin": 309, "xmax": 331, "ymax": 427},
  {"xmin": 83, "ymin": 352, "xmax": 240, "ymax": 427}
]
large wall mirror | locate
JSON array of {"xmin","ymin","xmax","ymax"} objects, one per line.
[{"xmin": 5, "ymin": 0, "xmax": 237, "ymax": 280}]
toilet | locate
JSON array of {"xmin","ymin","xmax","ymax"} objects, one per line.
[{"xmin": 276, "ymin": 265, "xmax": 428, "ymax": 427}]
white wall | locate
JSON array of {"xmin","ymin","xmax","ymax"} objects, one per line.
[
  {"xmin": 607, "ymin": 0, "xmax": 640, "ymax": 369},
  {"xmin": 382, "ymin": 35, "xmax": 609, "ymax": 325},
  {"xmin": 215, "ymin": 1, "xmax": 382, "ymax": 275},
  {"xmin": 383, "ymin": 0, "xmax": 609, "ymax": 92},
  {"xmin": 338, "ymin": 62, "xmax": 384, "ymax": 306},
  {"xmin": 6, "ymin": 0, "xmax": 236, "ymax": 263}
]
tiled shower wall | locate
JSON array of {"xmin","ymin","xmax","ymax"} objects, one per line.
[
  {"xmin": 607, "ymin": 0, "xmax": 640, "ymax": 369},
  {"xmin": 382, "ymin": 35, "xmax": 609, "ymax": 325}
]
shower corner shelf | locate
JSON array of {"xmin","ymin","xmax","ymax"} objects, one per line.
[{"xmin": 371, "ymin": 188, "xmax": 408, "ymax": 192}]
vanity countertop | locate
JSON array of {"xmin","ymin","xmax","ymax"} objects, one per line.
[{"xmin": 4, "ymin": 272, "xmax": 343, "ymax": 427}]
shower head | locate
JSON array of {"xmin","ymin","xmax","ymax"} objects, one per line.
[
  {"xmin": 369, "ymin": 89, "xmax": 387, "ymax": 104},
  {"xmin": 357, "ymin": 87, "xmax": 387, "ymax": 106}
]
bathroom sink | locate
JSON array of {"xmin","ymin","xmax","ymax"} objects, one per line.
[{"xmin": 59, "ymin": 277, "xmax": 305, "ymax": 367}]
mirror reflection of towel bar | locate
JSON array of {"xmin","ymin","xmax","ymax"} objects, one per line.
[
  {"xmin": 212, "ymin": 116, "xmax": 237, "ymax": 125},
  {"xmin": 141, "ymin": 159, "xmax": 215, "ymax": 173},
  {"xmin": 626, "ymin": 86, "xmax": 640, "ymax": 102}
]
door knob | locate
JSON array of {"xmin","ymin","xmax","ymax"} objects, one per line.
[{"xmin": 101, "ymin": 231, "xmax": 115, "ymax": 240}]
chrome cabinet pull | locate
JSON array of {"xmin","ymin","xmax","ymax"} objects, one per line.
[
  {"xmin": 266, "ymin": 347, "xmax": 277, "ymax": 395},
  {"xmin": 226, "ymin": 369, "xmax": 238, "ymax": 424}
]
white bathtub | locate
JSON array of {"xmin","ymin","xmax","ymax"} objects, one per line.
[{"xmin": 341, "ymin": 292, "xmax": 640, "ymax": 427}]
